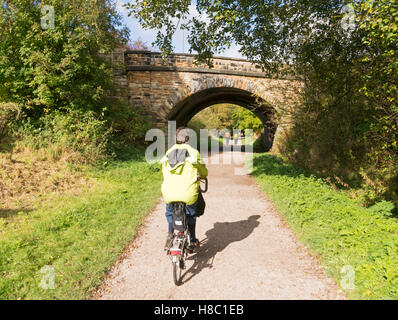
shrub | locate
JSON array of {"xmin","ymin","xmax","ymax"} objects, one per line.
[
  {"xmin": 231, "ymin": 108, "xmax": 263, "ymax": 135},
  {"xmin": 253, "ymin": 135, "xmax": 268, "ymax": 153},
  {"xmin": 105, "ymin": 102, "xmax": 152, "ymax": 152},
  {"xmin": 0, "ymin": 102, "xmax": 21, "ymax": 151},
  {"xmin": 16, "ymin": 110, "xmax": 111, "ymax": 165}
]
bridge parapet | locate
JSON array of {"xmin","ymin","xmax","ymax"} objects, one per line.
[{"xmin": 125, "ymin": 50, "xmax": 276, "ymax": 79}]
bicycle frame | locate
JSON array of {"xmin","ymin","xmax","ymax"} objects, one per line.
[
  {"xmin": 168, "ymin": 215, "xmax": 191, "ymax": 262},
  {"xmin": 168, "ymin": 213, "xmax": 191, "ymax": 285}
]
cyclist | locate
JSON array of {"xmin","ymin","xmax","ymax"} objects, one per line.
[
  {"xmin": 233, "ymin": 132, "xmax": 239, "ymax": 145},
  {"xmin": 160, "ymin": 127, "xmax": 208, "ymax": 251}
]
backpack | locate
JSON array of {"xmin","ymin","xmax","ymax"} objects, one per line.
[
  {"xmin": 195, "ymin": 191, "xmax": 206, "ymax": 218},
  {"xmin": 172, "ymin": 202, "xmax": 187, "ymax": 232}
]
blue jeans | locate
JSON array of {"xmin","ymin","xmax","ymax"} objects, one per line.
[{"xmin": 165, "ymin": 201, "xmax": 198, "ymax": 242}]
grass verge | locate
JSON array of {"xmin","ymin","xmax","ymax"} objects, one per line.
[
  {"xmin": 251, "ymin": 153, "xmax": 398, "ymax": 300},
  {"xmin": 0, "ymin": 154, "xmax": 161, "ymax": 299}
]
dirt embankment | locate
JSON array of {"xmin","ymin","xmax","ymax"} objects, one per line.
[{"xmin": 0, "ymin": 150, "xmax": 92, "ymax": 218}]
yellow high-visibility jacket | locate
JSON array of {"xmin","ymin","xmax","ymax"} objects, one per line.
[{"xmin": 160, "ymin": 143, "xmax": 208, "ymax": 205}]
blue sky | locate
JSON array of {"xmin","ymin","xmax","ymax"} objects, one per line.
[{"xmin": 115, "ymin": 0, "xmax": 244, "ymax": 58}]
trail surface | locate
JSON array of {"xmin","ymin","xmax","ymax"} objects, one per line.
[{"xmin": 95, "ymin": 152, "xmax": 345, "ymax": 300}]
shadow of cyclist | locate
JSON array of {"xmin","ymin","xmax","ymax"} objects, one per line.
[{"xmin": 181, "ymin": 215, "xmax": 261, "ymax": 284}]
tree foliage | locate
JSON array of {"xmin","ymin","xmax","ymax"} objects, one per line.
[
  {"xmin": 231, "ymin": 108, "xmax": 263, "ymax": 134},
  {"xmin": 189, "ymin": 103, "xmax": 236, "ymax": 131},
  {"xmin": 0, "ymin": 0, "xmax": 129, "ymax": 115},
  {"xmin": 359, "ymin": 0, "xmax": 397, "ymax": 156},
  {"xmin": 126, "ymin": 38, "xmax": 150, "ymax": 50},
  {"xmin": 125, "ymin": 0, "xmax": 343, "ymax": 68}
]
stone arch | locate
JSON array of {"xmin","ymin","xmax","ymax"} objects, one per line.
[
  {"xmin": 123, "ymin": 51, "xmax": 300, "ymax": 150},
  {"xmin": 165, "ymin": 76, "xmax": 262, "ymax": 112},
  {"xmin": 167, "ymin": 86, "xmax": 277, "ymax": 151}
]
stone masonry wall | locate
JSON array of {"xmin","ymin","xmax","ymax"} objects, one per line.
[{"xmin": 115, "ymin": 51, "xmax": 299, "ymax": 129}]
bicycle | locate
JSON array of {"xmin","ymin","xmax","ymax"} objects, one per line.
[{"xmin": 166, "ymin": 178, "xmax": 208, "ymax": 286}]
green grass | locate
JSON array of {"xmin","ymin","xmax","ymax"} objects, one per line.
[
  {"xmin": 0, "ymin": 154, "xmax": 161, "ymax": 299},
  {"xmin": 251, "ymin": 153, "xmax": 398, "ymax": 300}
]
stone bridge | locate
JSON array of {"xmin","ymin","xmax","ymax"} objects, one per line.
[{"xmin": 114, "ymin": 50, "xmax": 298, "ymax": 149}]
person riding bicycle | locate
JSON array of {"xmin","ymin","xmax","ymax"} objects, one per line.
[{"xmin": 160, "ymin": 127, "xmax": 208, "ymax": 251}]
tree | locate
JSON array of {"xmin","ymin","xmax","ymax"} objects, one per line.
[
  {"xmin": 359, "ymin": 0, "xmax": 397, "ymax": 156},
  {"xmin": 0, "ymin": 0, "xmax": 129, "ymax": 115},
  {"xmin": 189, "ymin": 104, "xmax": 236, "ymax": 131},
  {"xmin": 231, "ymin": 108, "xmax": 263, "ymax": 134},
  {"xmin": 126, "ymin": 38, "xmax": 150, "ymax": 50},
  {"xmin": 124, "ymin": 0, "xmax": 343, "ymax": 68}
]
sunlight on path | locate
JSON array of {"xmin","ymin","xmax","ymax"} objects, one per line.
[{"xmin": 95, "ymin": 152, "xmax": 345, "ymax": 300}]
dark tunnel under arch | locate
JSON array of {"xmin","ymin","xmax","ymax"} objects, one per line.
[{"xmin": 167, "ymin": 87, "xmax": 277, "ymax": 151}]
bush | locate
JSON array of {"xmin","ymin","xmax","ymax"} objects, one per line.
[
  {"xmin": 16, "ymin": 110, "xmax": 111, "ymax": 165},
  {"xmin": 231, "ymin": 108, "xmax": 263, "ymax": 135},
  {"xmin": 253, "ymin": 134, "xmax": 268, "ymax": 153},
  {"xmin": 105, "ymin": 102, "xmax": 152, "ymax": 152},
  {"xmin": 0, "ymin": 102, "xmax": 21, "ymax": 151}
]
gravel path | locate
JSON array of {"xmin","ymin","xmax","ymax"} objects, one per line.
[{"xmin": 95, "ymin": 152, "xmax": 345, "ymax": 300}]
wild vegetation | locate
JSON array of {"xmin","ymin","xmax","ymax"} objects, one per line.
[
  {"xmin": 0, "ymin": 0, "xmax": 396, "ymax": 300},
  {"xmin": 252, "ymin": 154, "xmax": 398, "ymax": 300},
  {"xmin": 0, "ymin": 155, "xmax": 161, "ymax": 299},
  {"xmin": 0, "ymin": 0, "xmax": 151, "ymax": 164},
  {"xmin": 127, "ymin": 0, "xmax": 397, "ymax": 207},
  {"xmin": 0, "ymin": 1, "xmax": 159, "ymax": 299},
  {"xmin": 189, "ymin": 103, "xmax": 263, "ymax": 135},
  {"xmin": 275, "ymin": 1, "xmax": 398, "ymax": 207}
]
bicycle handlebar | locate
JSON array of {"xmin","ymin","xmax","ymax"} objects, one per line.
[{"xmin": 199, "ymin": 178, "xmax": 208, "ymax": 193}]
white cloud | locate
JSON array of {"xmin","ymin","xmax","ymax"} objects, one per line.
[{"xmin": 221, "ymin": 44, "xmax": 244, "ymax": 59}]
